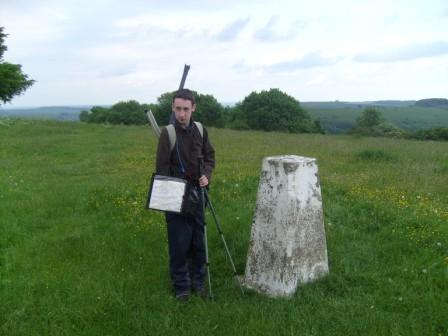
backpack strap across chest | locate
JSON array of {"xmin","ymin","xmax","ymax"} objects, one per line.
[{"xmin": 166, "ymin": 122, "xmax": 203, "ymax": 151}]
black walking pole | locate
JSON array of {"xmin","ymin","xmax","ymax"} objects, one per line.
[
  {"xmin": 145, "ymin": 64, "xmax": 190, "ymax": 136},
  {"xmin": 169, "ymin": 64, "xmax": 190, "ymax": 124},
  {"xmin": 198, "ymin": 157, "xmax": 213, "ymax": 300},
  {"xmin": 204, "ymin": 190, "xmax": 245, "ymax": 295}
]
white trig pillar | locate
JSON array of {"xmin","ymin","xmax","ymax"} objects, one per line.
[{"xmin": 244, "ymin": 155, "xmax": 329, "ymax": 297}]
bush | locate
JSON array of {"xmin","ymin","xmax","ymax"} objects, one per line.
[
  {"xmin": 349, "ymin": 108, "xmax": 405, "ymax": 138},
  {"xmin": 227, "ymin": 118, "xmax": 250, "ymax": 130},
  {"xmin": 238, "ymin": 88, "xmax": 321, "ymax": 133},
  {"xmin": 409, "ymin": 127, "xmax": 448, "ymax": 141},
  {"xmin": 80, "ymin": 101, "xmax": 150, "ymax": 125}
]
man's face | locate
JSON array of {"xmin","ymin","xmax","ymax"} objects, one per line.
[{"xmin": 172, "ymin": 98, "xmax": 195, "ymax": 126}]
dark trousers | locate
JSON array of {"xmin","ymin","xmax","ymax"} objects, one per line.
[{"xmin": 165, "ymin": 211, "xmax": 205, "ymax": 295}]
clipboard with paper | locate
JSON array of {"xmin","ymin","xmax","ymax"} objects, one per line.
[{"xmin": 146, "ymin": 174, "xmax": 187, "ymax": 213}]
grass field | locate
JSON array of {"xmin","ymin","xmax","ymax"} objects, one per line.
[{"xmin": 1, "ymin": 119, "xmax": 447, "ymax": 335}]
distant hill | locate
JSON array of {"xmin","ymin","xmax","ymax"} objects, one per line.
[
  {"xmin": 301, "ymin": 100, "xmax": 415, "ymax": 109},
  {"xmin": 300, "ymin": 100, "xmax": 448, "ymax": 133},
  {"xmin": 0, "ymin": 106, "xmax": 97, "ymax": 121},
  {"xmin": 415, "ymin": 98, "xmax": 448, "ymax": 108},
  {"xmin": 306, "ymin": 105, "xmax": 448, "ymax": 134}
]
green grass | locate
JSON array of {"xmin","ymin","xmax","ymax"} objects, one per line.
[
  {"xmin": 1, "ymin": 118, "xmax": 447, "ymax": 335},
  {"xmin": 355, "ymin": 149, "xmax": 396, "ymax": 162}
]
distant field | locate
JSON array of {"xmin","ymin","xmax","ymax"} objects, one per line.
[
  {"xmin": 1, "ymin": 119, "xmax": 447, "ymax": 335},
  {"xmin": 305, "ymin": 106, "xmax": 448, "ymax": 134}
]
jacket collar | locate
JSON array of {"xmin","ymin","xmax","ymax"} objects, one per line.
[{"xmin": 174, "ymin": 118, "xmax": 194, "ymax": 131}]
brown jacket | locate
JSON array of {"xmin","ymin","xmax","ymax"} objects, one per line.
[{"xmin": 156, "ymin": 120, "xmax": 215, "ymax": 185}]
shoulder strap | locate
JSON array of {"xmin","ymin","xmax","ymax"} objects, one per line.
[
  {"xmin": 166, "ymin": 124, "xmax": 176, "ymax": 151},
  {"xmin": 194, "ymin": 121, "xmax": 204, "ymax": 138},
  {"xmin": 166, "ymin": 122, "xmax": 204, "ymax": 152}
]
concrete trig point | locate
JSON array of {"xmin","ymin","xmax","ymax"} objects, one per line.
[{"xmin": 244, "ymin": 155, "xmax": 329, "ymax": 297}]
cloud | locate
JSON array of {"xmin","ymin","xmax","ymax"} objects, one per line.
[
  {"xmin": 443, "ymin": 7, "xmax": 448, "ymax": 17},
  {"xmin": 3, "ymin": 0, "xmax": 448, "ymax": 106},
  {"xmin": 354, "ymin": 41, "xmax": 448, "ymax": 62},
  {"xmin": 114, "ymin": 21, "xmax": 200, "ymax": 41},
  {"xmin": 215, "ymin": 18, "xmax": 250, "ymax": 41},
  {"xmin": 254, "ymin": 16, "xmax": 302, "ymax": 42},
  {"xmin": 265, "ymin": 52, "xmax": 340, "ymax": 72},
  {"xmin": 114, "ymin": 11, "xmax": 222, "ymax": 42},
  {"xmin": 115, "ymin": 14, "xmax": 251, "ymax": 43},
  {"xmin": 97, "ymin": 64, "xmax": 139, "ymax": 78},
  {"xmin": 306, "ymin": 75, "xmax": 327, "ymax": 86}
]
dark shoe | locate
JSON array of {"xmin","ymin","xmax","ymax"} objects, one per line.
[{"xmin": 175, "ymin": 292, "xmax": 190, "ymax": 302}]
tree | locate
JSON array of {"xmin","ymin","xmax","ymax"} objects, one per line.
[
  {"xmin": 108, "ymin": 100, "xmax": 146, "ymax": 125},
  {"xmin": 152, "ymin": 90, "xmax": 224, "ymax": 127},
  {"xmin": 0, "ymin": 27, "xmax": 35, "ymax": 104},
  {"xmin": 194, "ymin": 93, "xmax": 224, "ymax": 127},
  {"xmin": 83, "ymin": 106, "xmax": 109, "ymax": 123},
  {"xmin": 349, "ymin": 107, "xmax": 405, "ymax": 138},
  {"xmin": 79, "ymin": 110, "xmax": 90, "ymax": 122},
  {"xmin": 80, "ymin": 101, "xmax": 148, "ymax": 125},
  {"xmin": 238, "ymin": 88, "xmax": 319, "ymax": 133},
  {"xmin": 355, "ymin": 107, "xmax": 384, "ymax": 128},
  {"xmin": 152, "ymin": 91, "xmax": 175, "ymax": 125},
  {"xmin": 223, "ymin": 103, "xmax": 250, "ymax": 130}
]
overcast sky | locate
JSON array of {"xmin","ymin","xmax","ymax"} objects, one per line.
[{"xmin": 1, "ymin": 0, "xmax": 447, "ymax": 107}]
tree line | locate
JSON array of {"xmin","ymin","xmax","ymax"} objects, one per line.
[
  {"xmin": 79, "ymin": 88, "xmax": 325, "ymax": 134},
  {"xmin": 79, "ymin": 94, "xmax": 447, "ymax": 140}
]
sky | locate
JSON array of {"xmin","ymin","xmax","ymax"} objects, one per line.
[{"xmin": 1, "ymin": 0, "xmax": 447, "ymax": 107}]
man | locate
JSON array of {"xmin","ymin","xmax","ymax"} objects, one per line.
[{"xmin": 156, "ymin": 88, "xmax": 215, "ymax": 301}]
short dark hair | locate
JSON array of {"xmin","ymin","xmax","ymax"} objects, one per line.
[{"xmin": 173, "ymin": 88, "xmax": 195, "ymax": 105}]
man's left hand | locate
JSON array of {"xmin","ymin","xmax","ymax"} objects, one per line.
[{"xmin": 199, "ymin": 175, "xmax": 209, "ymax": 187}]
